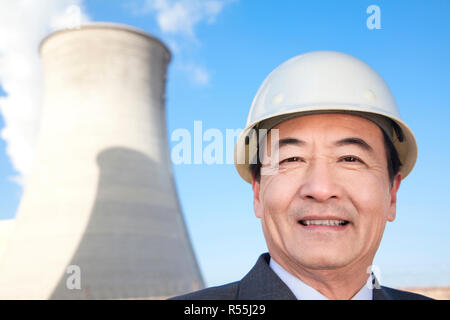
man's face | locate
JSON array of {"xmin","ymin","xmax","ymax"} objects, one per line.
[{"xmin": 252, "ymin": 113, "xmax": 402, "ymax": 273}]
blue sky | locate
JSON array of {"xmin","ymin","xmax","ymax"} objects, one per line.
[{"xmin": 1, "ymin": 0, "xmax": 450, "ymax": 288}]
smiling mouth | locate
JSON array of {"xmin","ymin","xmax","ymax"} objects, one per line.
[{"xmin": 298, "ymin": 219, "xmax": 350, "ymax": 227}]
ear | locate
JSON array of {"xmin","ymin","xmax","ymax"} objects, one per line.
[
  {"xmin": 387, "ymin": 172, "xmax": 402, "ymax": 222},
  {"xmin": 252, "ymin": 176, "xmax": 264, "ymax": 219}
]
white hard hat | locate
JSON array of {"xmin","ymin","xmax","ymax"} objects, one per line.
[{"xmin": 234, "ymin": 50, "xmax": 418, "ymax": 183}]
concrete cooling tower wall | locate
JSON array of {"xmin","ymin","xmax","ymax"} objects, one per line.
[{"xmin": 0, "ymin": 23, "xmax": 204, "ymax": 299}]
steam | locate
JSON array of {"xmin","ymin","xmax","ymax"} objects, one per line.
[{"xmin": 0, "ymin": 0, "xmax": 90, "ymax": 187}]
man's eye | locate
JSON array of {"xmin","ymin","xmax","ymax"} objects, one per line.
[
  {"xmin": 280, "ymin": 157, "xmax": 302, "ymax": 164},
  {"xmin": 341, "ymin": 156, "xmax": 362, "ymax": 163}
]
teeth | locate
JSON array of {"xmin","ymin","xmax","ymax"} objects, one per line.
[{"xmin": 301, "ymin": 220, "xmax": 347, "ymax": 226}]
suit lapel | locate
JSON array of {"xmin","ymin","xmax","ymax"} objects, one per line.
[
  {"xmin": 371, "ymin": 274, "xmax": 393, "ymax": 300},
  {"xmin": 236, "ymin": 253, "xmax": 297, "ymax": 300},
  {"xmin": 373, "ymin": 286, "xmax": 393, "ymax": 300},
  {"xmin": 237, "ymin": 252, "xmax": 396, "ymax": 300}
]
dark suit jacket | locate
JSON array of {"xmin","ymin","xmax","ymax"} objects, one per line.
[{"xmin": 171, "ymin": 253, "xmax": 432, "ymax": 300}]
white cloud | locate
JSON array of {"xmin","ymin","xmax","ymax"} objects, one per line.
[
  {"xmin": 181, "ymin": 64, "xmax": 211, "ymax": 86},
  {"xmin": 128, "ymin": 0, "xmax": 235, "ymax": 86},
  {"xmin": 192, "ymin": 66, "xmax": 210, "ymax": 86},
  {"xmin": 0, "ymin": 0, "xmax": 90, "ymax": 187},
  {"xmin": 140, "ymin": 0, "xmax": 229, "ymax": 37}
]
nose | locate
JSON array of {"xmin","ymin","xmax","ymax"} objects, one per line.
[{"xmin": 298, "ymin": 160, "xmax": 340, "ymax": 202}]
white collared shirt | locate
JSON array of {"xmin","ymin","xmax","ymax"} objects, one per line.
[{"xmin": 269, "ymin": 258, "xmax": 373, "ymax": 300}]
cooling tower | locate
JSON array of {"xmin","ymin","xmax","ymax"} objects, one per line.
[{"xmin": 0, "ymin": 23, "xmax": 204, "ymax": 299}]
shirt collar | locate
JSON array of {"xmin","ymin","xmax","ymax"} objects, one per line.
[{"xmin": 269, "ymin": 257, "xmax": 373, "ymax": 300}]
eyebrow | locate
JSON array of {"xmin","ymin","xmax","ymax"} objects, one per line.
[
  {"xmin": 274, "ymin": 137, "xmax": 374, "ymax": 153},
  {"xmin": 277, "ymin": 137, "xmax": 305, "ymax": 149},
  {"xmin": 333, "ymin": 137, "xmax": 374, "ymax": 153}
]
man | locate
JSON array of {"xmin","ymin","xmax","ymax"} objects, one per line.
[{"xmin": 172, "ymin": 51, "xmax": 431, "ymax": 300}]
